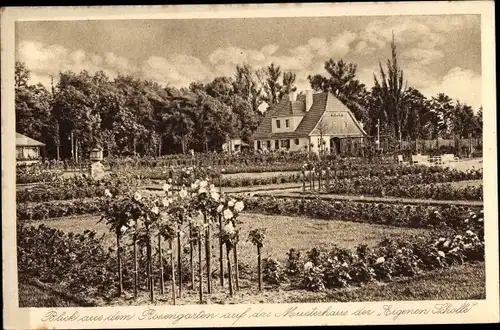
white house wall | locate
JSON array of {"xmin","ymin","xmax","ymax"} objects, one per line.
[
  {"xmin": 271, "ymin": 116, "xmax": 304, "ymax": 133},
  {"xmin": 253, "ymin": 137, "xmax": 310, "ymax": 152},
  {"xmin": 309, "ymin": 135, "xmax": 331, "ymax": 153},
  {"xmin": 312, "ymin": 111, "xmax": 362, "ymax": 136}
]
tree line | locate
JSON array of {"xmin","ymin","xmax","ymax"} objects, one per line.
[{"xmin": 16, "ymin": 37, "xmax": 482, "ymax": 160}]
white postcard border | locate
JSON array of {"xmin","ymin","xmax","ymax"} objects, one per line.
[{"xmin": 2, "ymin": 2, "xmax": 498, "ymax": 329}]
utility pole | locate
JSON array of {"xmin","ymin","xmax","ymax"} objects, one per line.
[
  {"xmin": 70, "ymin": 131, "xmax": 74, "ymax": 161},
  {"xmin": 376, "ymin": 119, "xmax": 380, "ymax": 151}
]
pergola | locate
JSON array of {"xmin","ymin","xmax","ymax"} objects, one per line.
[{"xmin": 16, "ymin": 132, "xmax": 45, "ymax": 164}]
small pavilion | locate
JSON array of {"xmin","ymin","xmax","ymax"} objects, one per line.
[{"xmin": 16, "ymin": 132, "xmax": 45, "ymax": 164}]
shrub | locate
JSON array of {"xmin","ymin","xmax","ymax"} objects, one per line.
[
  {"xmin": 243, "ymin": 196, "xmax": 483, "ymax": 231},
  {"xmin": 294, "ymin": 216, "xmax": 484, "ymax": 292},
  {"xmin": 262, "ymin": 258, "xmax": 285, "ymax": 285},
  {"xmin": 285, "ymin": 248, "xmax": 303, "ymax": 277}
]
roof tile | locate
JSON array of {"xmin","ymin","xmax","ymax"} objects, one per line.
[{"xmin": 252, "ymin": 92, "xmax": 366, "ymax": 140}]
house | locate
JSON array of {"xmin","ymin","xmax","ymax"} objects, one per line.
[
  {"xmin": 251, "ymin": 90, "xmax": 367, "ymax": 154},
  {"xmin": 16, "ymin": 132, "xmax": 45, "ymax": 164},
  {"xmin": 222, "ymin": 138, "xmax": 250, "ymax": 154}
]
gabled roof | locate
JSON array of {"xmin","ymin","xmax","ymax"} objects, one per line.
[
  {"xmin": 252, "ymin": 91, "xmax": 366, "ymax": 140},
  {"xmin": 16, "ymin": 133, "xmax": 45, "ymax": 147},
  {"xmin": 266, "ymin": 93, "xmax": 307, "ymax": 117}
]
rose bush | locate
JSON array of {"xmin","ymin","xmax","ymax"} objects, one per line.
[
  {"xmin": 18, "ymin": 194, "xmax": 483, "ymax": 234},
  {"xmin": 243, "ymin": 196, "xmax": 483, "ymax": 231},
  {"xmin": 324, "ymin": 179, "xmax": 482, "ymax": 201},
  {"xmin": 263, "ymin": 210, "xmax": 484, "ymax": 291}
]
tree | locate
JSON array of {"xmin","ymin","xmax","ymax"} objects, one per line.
[
  {"xmin": 371, "ymin": 34, "xmax": 407, "ymax": 141},
  {"xmin": 450, "ymin": 101, "xmax": 476, "ymax": 138},
  {"xmin": 15, "ymin": 82, "xmax": 52, "ymax": 143},
  {"xmin": 15, "ymin": 62, "xmax": 31, "ymax": 89},
  {"xmin": 312, "ymin": 116, "xmax": 333, "ymax": 153},
  {"xmin": 281, "ymin": 71, "xmax": 297, "ymax": 97},
  {"xmin": 262, "ymin": 63, "xmax": 282, "ymax": 106},
  {"xmin": 308, "ymin": 59, "xmax": 369, "ymax": 122},
  {"xmin": 204, "ymin": 76, "xmax": 259, "ymax": 144},
  {"xmin": 428, "ymin": 93, "xmax": 455, "ymax": 138},
  {"xmin": 471, "ymin": 107, "xmax": 483, "ymax": 138},
  {"xmin": 162, "ymin": 94, "xmax": 196, "ymax": 154},
  {"xmin": 52, "ymin": 70, "xmax": 103, "ymax": 159},
  {"xmin": 401, "ymin": 87, "xmax": 430, "ymax": 139},
  {"xmin": 260, "ymin": 63, "xmax": 297, "ymax": 106},
  {"xmin": 191, "ymin": 89, "xmax": 234, "ymax": 152},
  {"xmin": 229, "ymin": 95, "xmax": 259, "ymax": 143},
  {"xmin": 204, "ymin": 76, "xmax": 235, "ymax": 104},
  {"xmin": 234, "ymin": 63, "xmax": 265, "ymax": 115}
]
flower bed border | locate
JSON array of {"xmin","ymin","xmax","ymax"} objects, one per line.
[{"xmin": 256, "ymin": 192, "xmax": 484, "ymax": 208}]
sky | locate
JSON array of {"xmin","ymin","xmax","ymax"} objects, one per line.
[{"xmin": 15, "ymin": 15, "xmax": 482, "ymax": 111}]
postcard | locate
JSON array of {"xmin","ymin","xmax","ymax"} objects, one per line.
[{"xmin": 2, "ymin": 2, "xmax": 498, "ymax": 329}]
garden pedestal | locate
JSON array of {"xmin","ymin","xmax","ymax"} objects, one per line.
[{"xmin": 90, "ymin": 161, "xmax": 106, "ymax": 180}]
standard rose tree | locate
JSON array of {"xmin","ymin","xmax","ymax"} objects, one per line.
[{"xmin": 248, "ymin": 228, "xmax": 267, "ymax": 291}]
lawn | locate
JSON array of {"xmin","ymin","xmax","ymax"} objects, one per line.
[
  {"xmin": 223, "ymin": 171, "xmax": 298, "ymax": 180},
  {"xmin": 31, "ymin": 212, "xmax": 434, "ymax": 267},
  {"xmin": 18, "ymin": 278, "xmax": 96, "ymax": 307},
  {"xmin": 20, "ymin": 213, "xmax": 482, "ymax": 307}
]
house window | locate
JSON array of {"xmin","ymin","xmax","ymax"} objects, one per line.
[
  {"xmin": 275, "ymin": 140, "xmax": 280, "ymax": 149},
  {"xmin": 257, "ymin": 141, "xmax": 261, "ymax": 149},
  {"xmin": 285, "ymin": 119, "xmax": 290, "ymax": 128},
  {"xmin": 267, "ymin": 140, "xmax": 271, "ymax": 149},
  {"xmin": 276, "ymin": 120, "xmax": 281, "ymax": 129},
  {"xmin": 294, "ymin": 138, "xmax": 300, "ymax": 145},
  {"xmin": 281, "ymin": 140, "xmax": 290, "ymax": 148}
]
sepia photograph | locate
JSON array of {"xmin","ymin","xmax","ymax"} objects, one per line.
[{"xmin": 2, "ymin": 2, "xmax": 498, "ymax": 329}]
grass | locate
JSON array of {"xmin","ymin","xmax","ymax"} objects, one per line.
[
  {"xmin": 20, "ymin": 209, "xmax": 483, "ymax": 307},
  {"xmin": 31, "ymin": 213, "xmax": 434, "ymax": 266},
  {"xmin": 223, "ymin": 171, "xmax": 298, "ymax": 179},
  {"xmin": 18, "ymin": 278, "xmax": 96, "ymax": 307}
]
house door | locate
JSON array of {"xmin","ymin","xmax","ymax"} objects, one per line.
[{"xmin": 331, "ymin": 137, "xmax": 341, "ymax": 155}]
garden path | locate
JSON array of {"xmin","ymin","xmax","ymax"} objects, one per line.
[{"xmin": 256, "ymin": 191, "xmax": 483, "ymax": 207}]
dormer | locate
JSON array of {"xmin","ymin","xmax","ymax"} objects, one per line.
[{"xmin": 269, "ymin": 90, "xmax": 315, "ymax": 134}]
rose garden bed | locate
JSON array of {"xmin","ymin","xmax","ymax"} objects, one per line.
[
  {"xmin": 18, "ymin": 208, "xmax": 484, "ymax": 306},
  {"xmin": 16, "ymin": 162, "xmax": 485, "ymax": 307}
]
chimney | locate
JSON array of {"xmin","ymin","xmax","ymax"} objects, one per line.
[
  {"xmin": 289, "ymin": 91, "xmax": 297, "ymax": 103},
  {"xmin": 305, "ymin": 90, "xmax": 313, "ymax": 112}
]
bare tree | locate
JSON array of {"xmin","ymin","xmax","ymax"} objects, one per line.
[{"xmin": 313, "ymin": 116, "xmax": 333, "ymax": 153}]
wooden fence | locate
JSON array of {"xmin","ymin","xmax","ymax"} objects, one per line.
[{"xmin": 329, "ymin": 136, "xmax": 482, "ymax": 159}]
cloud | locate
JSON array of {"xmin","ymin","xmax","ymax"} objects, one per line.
[
  {"xmin": 357, "ymin": 67, "xmax": 377, "ymax": 89},
  {"xmin": 330, "ymin": 30, "xmax": 357, "ymax": 57},
  {"xmin": 354, "ymin": 41, "xmax": 376, "ymax": 55},
  {"xmin": 17, "ymin": 40, "xmax": 215, "ymax": 88},
  {"xmin": 357, "ymin": 64, "xmax": 481, "ymax": 112},
  {"xmin": 358, "ymin": 16, "xmax": 454, "ymax": 72},
  {"xmin": 420, "ymin": 67, "xmax": 482, "ymax": 112},
  {"xmin": 17, "ymin": 40, "xmax": 138, "ymax": 86},
  {"xmin": 419, "ymin": 15, "xmax": 480, "ymax": 33},
  {"xmin": 207, "ymin": 31, "xmax": 358, "ymax": 85},
  {"xmin": 361, "ymin": 17, "xmax": 444, "ymax": 49},
  {"xmin": 141, "ymin": 54, "xmax": 213, "ymax": 88},
  {"xmin": 261, "ymin": 44, "xmax": 279, "ymax": 56},
  {"xmin": 401, "ymin": 48, "xmax": 445, "ymax": 66}
]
